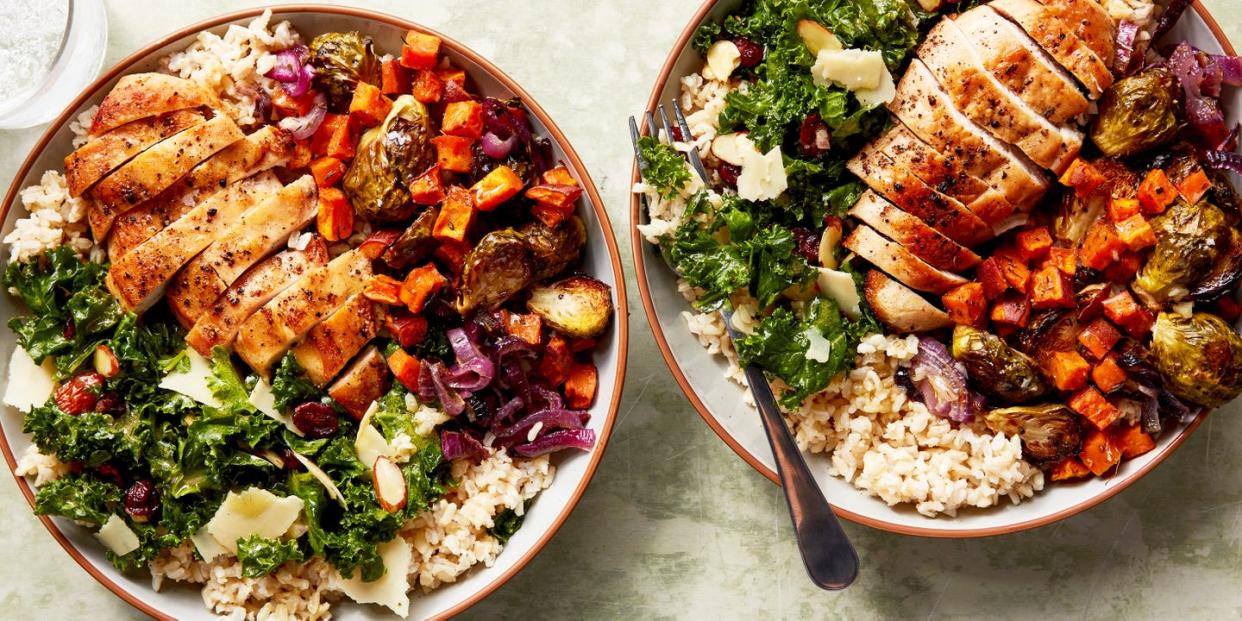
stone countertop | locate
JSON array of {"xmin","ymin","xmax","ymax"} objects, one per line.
[{"xmin": 1, "ymin": 1, "xmax": 1240, "ymax": 619}]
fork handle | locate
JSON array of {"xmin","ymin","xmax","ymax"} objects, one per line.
[{"xmin": 744, "ymin": 365, "xmax": 860, "ymax": 590}]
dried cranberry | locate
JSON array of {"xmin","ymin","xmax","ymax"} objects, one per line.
[
  {"xmin": 668, "ymin": 126, "xmax": 685, "ymax": 142},
  {"xmin": 53, "ymin": 372, "xmax": 104, "ymax": 415},
  {"xmin": 718, "ymin": 163, "xmax": 742, "ymax": 187},
  {"xmin": 798, "ymin": 113, "xmax": 831, "ymax": 157},
  {"xmin": 292, "ymin": 402, "xmax": 339, "ymax": 438},
  {"xmin": 94, "ymin": 391, "xmax": 126, "ymax": 417},
  {"xmin": 791, "ymin": 228, "xmax": 821, "ymax": 263},
  {"xmin": 280, "ymin": 447, "xmax": 305, "ymax": 471},
  {"xmin": 124, "ymin": 479, "xmax": 159, "ymax": 523},
  {"xmin": 733, "ymin": 37, "xmax": 764, "ymax": 68},
  {"xmin": 62, "ymin": 322, "xmax": 75, "ymax": 340},
  {"xmin": 95, "ymin": 463, "xmax": 123, "ymax": 487}
]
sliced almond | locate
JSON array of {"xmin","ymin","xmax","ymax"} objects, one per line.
[
  {"xmin": 372, "ymin": 456, "xmax": 407, "ymax": 513},
  {"xmin": 705, "ymin": 40, "xmax": 741, "ymax": 81},
  {"xmin": 710, "ymin": 133, "xmax": 751, "ymax": 166},
  {"xmin": 797, "ymin": 19, "xmax": 843, "ymax": 56},
  {"xmin": 93, "ymin": 344, "xmax": 120, "ymax": 378}
]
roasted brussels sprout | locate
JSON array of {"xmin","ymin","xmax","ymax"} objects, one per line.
[
  {"xmin": 1014, "ymin": 310, "xmax": 1079, "ymax": 375},
  {"xmin": 983, "ymin": 404, "xmax": 1083, "ymax": 465},
  {"xmin": 1189, "ymin": 228, "xmax": 1242, "ymax": 301},
  {"xmin": 457, "ymin": 230, "xmax": 534, "ymax": 314},
  {"xmin": 342, "ymin": 95, "xmax": 434, "ymax": 222},
  {"xmin": 1053, "ymin": 159, "xmax": 1138, "ymax": 245},
  {"xmin": 382, "ymin": 206, "xmax": 439, "ymax": 270},
  {"xmin": 1160, "ymin": 145, "xmax": 1242, "ymax": 214},
  {"xmin": 518, "ymin": 216, "xmax": 586, "ymax": 281},
  {"xmin": 527, "ymin": 275, "xmax": 614, "ymax": 339},
  {"xmin": 308, "ymin": 31, "xmax": 381, "ymax": 111},
  {"xmin": 1134, "ymin": 199, "xmax": 1230, "ymax": 303},
  {"xmin": 1090, "ymin": 67, "xmax": 1181, "ymax": 158},
  {"xmin": 951, "ymin": 325, "xmax": 1048, "ymax": 403},
  {"xmin": 1151, "ymin": 312, "xmax": 1242, "ymax": 407}
]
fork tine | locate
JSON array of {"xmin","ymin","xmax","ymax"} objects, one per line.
[
  {"xmin": 671, "ymin": 99, "xmax": 709, "ymax": 183},
  {"xmin": 629, "ymin": 115, "xmax": 648, "ymax": 179},
  {"xmin": 657, "ymin": 104, "xmax": 675, "ymax": 144},
  {"xmin": 644, "ymin": 111, "xmax": 657, "ymax": 140}
]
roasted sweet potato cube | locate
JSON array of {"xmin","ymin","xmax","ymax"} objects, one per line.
[
  {"xmin": 1031, "ymin": 266, "xmax": 1074, "ymax": 309},
  {"xmin": 1178, "ymin": 168, "xmax": 1212, "ymax": 204},
  {"xmin": 538, "ymin": 334, "xmax": 573, "ymax": 386},
  {"xmin": 526, "ymin": 183, "xmax": 583, "ymax": 211},
  {"xmin": 1102, "ymin": 290, "xmax": 1154, "ymax": 337},
  {"xmin": 400, "ymin": 32, "xmax": 441, "ymax": 69},
  {"xmin": 1104, "ymin": 250, "xmax": 1143, "ymax": 284},
  {"xmin": 942, "ymin": 282, "xmax": 987, "ymax": 327},
  {"xmin": 380, "ymin": 59, "xmax": 411, "ymax": 95},
  {"xmin": 316, "ymin": 187, "xmax": 354, "ymax": 242},
  {"xmin": 309, "ymin": 156, "xmax": 346, "ymax": 188},
  {"xmin": 1015, "ymin": 227, "xmax": 1053, "ymax": 262},
  {"xmin": 470, "ymin": 165, "xmax": 524, "ymax": 211},
  {"xmin": 1049, "ymin": 350, "xmax": 1090, "ymax": 391},
  {"xmin": 433, "ymin": 239, "xmax": 469, "ymax": 275},
  {"xmin": 542, "ymin": 165, "xmax": 578, "ymax": 186},
  {"xmin": 564, "ymin": 362, "xmax": 598, "ymax": 410},
  {"xmin": 1114, "ymin": 214, "xmax": 1156, "ymax": 250},
  {"xmin": 1113, "ymin": 424, "xmax": 1156, "ymax": 459},
  {"xmin": 400, "ymin": 264, "xmax": 447, "ymax": 313},
  {"xmin": 387, "ymin": 348, "xmax": 423, "ymax": 391},
  {"xmin": 1081, "ymin": 221, "xmax": 1125, "ymax": 270},
  {"xmin": 438, "ymin": 69, "xmax": 470, "ymax": 103},
  {"xmin": 409, "ymin": 164, "xmax": 446, "ymax": 205},
  {"xmin": 1092, "ymin": 356, "xmax": 1128, "ymax": 393},
  {"xmin": 432, "ymin": 186, "xmax": 474, "ymax": 242},
  {"xmin": 501, "ymin": 310, "xmax": 543, "ymax": 345},
  {"xmin": 1050, "ymin": 457, "xmax": 1092, "ymax": 481},
  {"xmin": 431, "ymin": 135, "xmax": 473, "ymax": 173},
  {"xmin": 348, "ymin": 82, "xmax": 393, "ymax": 127},
  {"xmin": 1059, "ymin": 158, "xmax": 1107, "ymax": 198},
  {"xmin": 359, "ymin": 229, "xmax": 401, "ymax": 260},
  {"xmin": 273, "ymin": 89, "xmax": 316, "ymax": 116},
  {"xmin": 385, "ymin": 310, "xmax": 428, "ymax": 348},
  {"xmin": 1069, "ymin": 387, "xmax": 1122, "ymax": 431},
  {"xmin": 990, "ymin": 293, "xmax": 1030, "ymax": 327},
  {"xmin": 1138, "ymin": 168, "xmax": 1177, "ymax": 214},
  {"xmin": 531, "ymin": 203, "xmax": 574, "ymax": 228},
  {"xmin": 977, "ymin": 257, "xmax": 1009, "ymax": 300},
  {"xmin": 412, "ymin": 69, "xmax": 443, "ymax": 104},
  {"xmin": 999, "ymin": 255, "xmax": 1030, "ymax": 292},
  {"xmin": 1043, "ymin": 247, "xmax": 1078, "ymax": 275},
  {"xmin": 1106, "ymin": 197, "xmax": 1140, "ymax": 222},
  {"xmin": 310, "ymin": 114, "xmax": 348, "ymax": 157},
  {"xmin": 442, "ymin": 100, "xmax": 484, "ymax": 140},
  {"xmin": 1077, "ymin": 318, "xmax": 1122, "ymax": 359},
  {"xmin": 1079, "ymin": 429, "xmax": 1122, "ymax": 476},
  {"xmin": 362, "ymin": 274, "xmax": 403, "ymax": 305}
]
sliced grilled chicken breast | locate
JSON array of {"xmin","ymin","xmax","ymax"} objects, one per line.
[
  {"xmin": 849, "ymin": 191, "xmax": 982, "ymax": 272},
  {"xmin": 889, "ymin": 60, "xmax": 1048, "ymax": 209},
  {"xmin": 234, "ymin": 249, "xmax": 373, "ymax": 376},
  {"xmin": 185, "ymin": 239, "xmax": 329, "ymax": 356},
  {"xmin": 864, "ymin": 270, "xmax": 953, "ymax": 333},
  {"xmin": 89, "ymin": 73, "xmax": 221, "ymax": 137},
  {"xmin": 1033, "ymin": 0, "xmax": 1116, "ymax": 68},
  {"xmin": 106, "ymin": 173, "xmax": 282, "ymax": 313},
  {"xmin": 328, "ymin": 346, "xmax": 392, "ymax": 420},
  {"xmin": 847, "ymin": 148, "xmax": 995, "ymax": 246},
  {"xmin": 88, "ymin": 115, "xmax": 244, "ymax": 239},
  {"xmin": 291, "ymin": 293, "xmax": 381, "ymax": 386},
  {"xmin": 166, "ymin": 176, "xmax": 318, "ymax": 326},
  {"xmin": 954, "ymin": 7, "xmax": 1091, "ymax": 119},
  {"xmin": 844, "ymin": 225, "xmax": 969, "ymax": 294},
  {"xmin": 919, "ymin": 19, "xmax": 1082, "ymax": 173},
  {"xmin": 64, "ymin": 110, "xmax": 205, "ymax": 197},
  {"xmin": 106, "ymin": 126, "xmax": 293, "ymax": 259},
  {"xmin": 990, "ymin": 0, "xmax": 1113, "ymax": 98}
]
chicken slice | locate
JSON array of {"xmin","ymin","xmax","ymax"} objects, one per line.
[
  {"xmin": 234, "ymin": 249, "xmax": 373, "ymax": 377},
  {"xmin": 106, "ymin": 126, "xmax": 294, "ymax": 259},
  {"xmin": 989, "ymin": 0, "xmax": 1114, "ymax": 98},
  {"xmin": 185, "ymin": 238, "xmax": 329, "ymax": 356},
  {"xmin": 88, "ymin": 115, "xmax": 244, "ymax": 239},
  {"xmin": 64, "ymin": 110, "xmax": 205, "ymax": 197},
  {"xmin": 847, "ymin": 146, "xmax": 995, "ymax": 247},
  {"xmin": 291, "ymin": 293, "xmax": 382, "ymax": 387},
  {"xmin": 328, "ymin": 347, "xmax": 392, "ymax": 420},
  {"xmin": 1033, "ymin": 0, "xmax": 1116, "ymax": 68},
  {"xmin": 89, "ymin": 73, "xmax": 222, "ymax": 137},
  {"xmin": 918, "ymin": 18, "xmax": 1082, "ymax": 173},
  {"xmin": 166, "ymin": 176, "xmax": 318, "ymax": 327},
  {"xmin": 844, "ymin": 225, "xmax": 969, "ymax": 294},
  {"xmin": 863, "ymin": 270, "xmax": 953, "ymax": 333},
  {"xmin": 849, "ymin": 191, "xmax": 982, "ymax": 272},
  {"xmin": 889, "ymin": 60, "xmax": 1048, "ymax": 209},
  {"xmin": 106, "ymin": 173, "xmax": 282, "ymax": 313},
  {"xmin": 954, "ymin": 7, "xmax": 1091, "ymax": 119}
]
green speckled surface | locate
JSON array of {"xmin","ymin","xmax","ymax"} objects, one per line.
[{"xmin": 0, "ymin": 1, "xmax": 1239, "ymax": 619}]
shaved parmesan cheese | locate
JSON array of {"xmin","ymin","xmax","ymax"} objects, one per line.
[
  {"xmin": 96, "ymin": 514, "xmax": 140, "ymax": 556},
  {"xmin": 811, "ymin": 48, "xmax": 887, "ymax": 91},
  {"xmin": 804, "ymin": 327, "xmax": 833, "ymax": 363},
  {"xmin": 190, "ymin": 525, "xmax": 229, "ymax": 562},
  {"xmin": 704, "ymin": 40, "xmax": 741, "ymax": 81},
  {"xmin": 4, "ymin": 346, "xmax": 55, "ymax": 413},
  {"xmin": 355, "ymin": 403, "xmax": 396, "ymax": 469},
  {"xmin": 291, "ymin": 451, "xmax": 347, "ymax": 508},
  {"xmin": 817, "ymin": 268, "xmax": 862, "ymax": 319},
  {"xmin": 854, "ymin": 63, "xmax": 896, "ymax": 107},
  {"xmin": 248, "ymin": 378, "xmax": 302, "ymax": 435},
  {"xmin": 159, "ymin": 349, "xmax": 222, "ymax": 408},
  {"xmin": 206, "ymin": 487, "xmax": 304, "ymax": 553},
  {"xmin": 338, "ymin": 537, "xmax": 412, "ymax": 617},
  {"xmin": 735, "ymin": 137, "xmax": 788, "ymax": 202}
]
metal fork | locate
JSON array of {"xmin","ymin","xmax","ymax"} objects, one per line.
[{"xmin": 631, "ymin": 101, "xmax": 859, "ymax": 591}]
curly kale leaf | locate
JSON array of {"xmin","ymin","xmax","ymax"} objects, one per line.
[
  {"xmin": 34, "ymin": 474, "xmax": 122, "ymax": 524},
  {"xmin": 637, "ymin": 135, "xmax": 693, "ymax": 199},
  {"xmin": 237, "ymin": 534, "xmax": 305, "ymax": 578}
]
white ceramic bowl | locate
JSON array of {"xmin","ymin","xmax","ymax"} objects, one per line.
[
  {"xmin": 632, "ymin": 0, "xmax": 1239, "ymax": 537},
  {"xmin": 0, "ymin": 6, "xmax": 628, "ymax": 619}
]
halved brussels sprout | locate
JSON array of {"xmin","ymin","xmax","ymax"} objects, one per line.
[
  {"xmin": 1189, "ymin": 228, "xmax": 1242, "ymax": 302},
  {"xmin": 519, "ymin": 216, "xmax": 586, "ymax": 281},
  {"xmin": 382, "ymin": 206, "xmax": 439, "ymax": 270},
  {"xmin": 951, "ymin": 325, "xmax": 1048, "ymax": 403},
  {"xmin": 342, "ymin": 95, "xmax": 434, "ymax": 222},
  {"xmin": 1090, "ymin": 67, "xmax": 1181, "ymax": 158},
  {"xmin": 1135, "ymin": 199, "xmax": 1230, "ymax": 303},
  {"xmin": 457, "ymin": 230, "xmax": 534, "ymax": 315},
  {"xmin": 1151, "ymin": 312, "xmax": 1242, "ymax": 407},
  {"xmin": 527, "ymin": 275, "xmax": 614, "ymax": 339},
  {"xmin": 984, "ymin": 404, "xmax": 1083, "ymax": 465},
  {"xmin": 308, "ymin": 31, "xmax": 381, "ymax": 111},
  {"xmin": 1054, "ymin": 159, "xmax": 1138, "ymax": 245}
]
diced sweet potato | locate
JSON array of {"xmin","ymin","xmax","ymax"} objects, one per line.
[
  {"xmin": 380, "ymin": 59, "xmax": 411, "ymax": 95},
  {"xmin": 942, "ymin": 282, "xmax": 987, "ymax": 327},
  {"xmin": 1049, "ymin": 457, "xmax": 1092, "ymax": 482},
  {"xmin": 363, "ymin": 274, "xmax": 403, "ymax": 305},
  {"xmin": 348, "ymin": 82, "xmax": 393, "ymax": 127},
  {"xmin": 1178, "ymin": 168, "xmax": 1212, "ymax": 204},
  {"xmin": 564, "ymin": 363, "xmax": 598, "ymax": 410},
  {"xmin": 431, "ymin": 135, "xmax": 474, "ymax": 173},
  {"xmin": 1092, "ymin": 356, "xmax": 1127, "ymax": 393},
  {"xmin": 999, "ymin": 256, "xmax": 1030, "ymax": 292},
  {"xmin": 1079, "ymin": 429, "xmax": 1122, "ymax": 476},
  {"xmin": 501, "ymin": 310, "xmax": 543, "ymax": 345},
  {"xmin": 412, "ymin": 69, "xmax": 443, "ymax": 104},
  {"xmin": 316, "ymin": 187, "xmax": 354, "ymax": 242},
  {"xmin": 1138, "ymin": 168, "xmax": 1178, "ymax": 215},
  {"xmin": 273, "ymin": 89, "xmax": 316, "ymax": 116},
  {"xmin": 1107, "ymin": 197, "xmax": 1140, "ymax": 222},
  {"xmin": 433, "ymin": 239, "xmax": 469, "ymax": 275},
  {"xmin": 542, "ymin": 165, "xmax": 578, "ymax": 186},
  {"xmin": 1043, "ymin": 247, "xmax": 1078, "ymax": 275},
  {"xmin": 1059, "ymin": 158, "xmax": 1107, "ymax": 198},
  {"xmin": 1049, "ymin": 350, "xmax": 1090, "ymax": 391},
  {"xmin": 432, "ymin": 186, "xmax": 474, "ymax": 243},
  {"xmin": 526, "ymin": 183, "xmax": 583, "ymax": 212},
  {"xmin": 1102, "ymin": 290, "xmax": 1154, "ymax": 337},
  {"xmin": 470, "ymin": 166, "xmax": 524, "ymax": 211},
  {"xmin": 538, "ymin": 334, "xmax": 572, "ymax": 386},
  {"xmin": 1114, "ymin": 424, "xmax": 1156, "ymax": 459},
  {"xmin": 1104, "ymin": 250, "xmax": 1143, "ymax": 284},
  {"xmin": 325, "ymin": 115, "xmax": 356, "ymax": 160},
  {"xmin": 1077, "ymin": 318, "xmax": 1121, "ymax": 359},
  {"xmin": 1081, "ymin": 221, "xmax": 1125, "ymax": 270},
  {"xmin": 409, "ymin": 164, "xmax": 446, "ymax": 205},
  {"xmin": 400, "ymin": 32, "xmax": 441, "ymax": 69},
  {"xmin": 1031, "ymin": 266, "xmax": 1074, "ymax": 309},
  {"xmin": 1114, "ymin": 214, "xmax": 1156, "ymax": 250},
  {"xmin": 438, "ymin": 69, "xmax": 470, "ymax": 102},
  {"xmin": 1015, "ymin": 227, "xmax": 1053, "ymax": 262},
  {"xmin": 359, "ymin": 229, "xmax": 400, "ymax": 260},
  {"xmin": 400, "ymin": 264, "xmax": 447, "ymax": 313},
  {"xmin": 442, "ymin": 100, "xmax": 484, "ymax": 140},
  {"xmin": 309, "ymin": 156, "xmax": 346, "ymax": 188},
  {"xmin": 385, "ymin": 310, "xmax": 428, "ymax": 348},
  {"xmin": 310, "ymin": 114, "xmax": 348, "ymax": 157},
  {"xmin": 978, "ymin": 257, "xmax": 1010, "ymax": 300},
  {"xmin": 1069, "ymin": 386, "xmax": 1122, "ymax": 431},
  {"xmin": 387, "ymin": 349, "xmax": 422, "ymax": 392},
  {"xmin": 990, "ymin": 293, "xmax": 1030, "ymax": 327}
]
